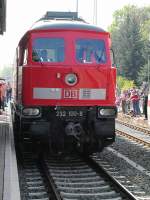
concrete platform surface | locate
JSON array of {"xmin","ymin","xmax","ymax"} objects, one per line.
[{"xmin": 0, "ymin": 107, "xmax": 21, "ymax": 200}]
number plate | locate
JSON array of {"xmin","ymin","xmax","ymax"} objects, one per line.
[{"xmin": 56, "ymin": 110, "xmax": 83, "ymax": 117}]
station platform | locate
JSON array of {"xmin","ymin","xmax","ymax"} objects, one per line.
[{"xmin": 0, "ymin": 107, "xmax": 20, "ymax": 200}]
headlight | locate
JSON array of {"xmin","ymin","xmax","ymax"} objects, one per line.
[
  {"xmin": 65, "ymin": 73, "xmax": 78, "ymax": 86},
  {"xmin": 98, "ymin": 108, "xmax": 117, "ymax": 117},
  {"xmin": 22, "ymin": 108, "xmax": 40, "ymax": 116}
]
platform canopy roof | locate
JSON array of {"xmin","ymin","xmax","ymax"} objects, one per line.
[{"xmin": 0, "ymin": 0, "xmax": 6, "ymax": 34}]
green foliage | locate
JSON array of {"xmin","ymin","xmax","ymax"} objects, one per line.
[
  {"xmin": 138, "ymin": 63, "xmax": 149, "ymax": 85},
  {"xmin": 109, "ymin": 5, "xmax": 150, "ymax": 84},
  {"xmin": 117, "ymin": 76, "xmax": 135, "ymax": 94}
]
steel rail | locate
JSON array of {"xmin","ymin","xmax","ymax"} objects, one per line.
[
  {"xmin": 39, "ymin": 156, "xmax": 63, "ymax": 200},
  {"xmin": 116, "ymin": 119, "xmax": 150, "ymax": 148},
  {"xmin": 116, "ymin": 129, "xmax": 150, "ymax": 148},
  {"xmin": 116, "ymin": 119, "xmax": 150, "ymax": 136},
  {"xmin": 84, "ymin": 155, "xmax": 139, "ymax": 200}
]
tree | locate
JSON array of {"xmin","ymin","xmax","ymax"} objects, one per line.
[
  {"xmin": 137, "ymin": 6, "xmax": 150, "ymax": 84},
  {"xmin": 117, "ymin": 75, "xmax": 135, "ymax": 95},
  {"xmin": 109, "ymin": 5, "xmax": 150, "ymax": 85},
  {"xmin": 138, "ymin": 63, "xmax": 149, "ymax": 85}
]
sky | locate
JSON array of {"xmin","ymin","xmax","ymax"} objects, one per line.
[{"xmin": 0, "ymin": 0, "xmax": 149, "ymax": 68}]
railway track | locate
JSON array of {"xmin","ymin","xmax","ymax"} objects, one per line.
[
  {"xmin": 116, "ymin": 119, "xmax": 150, "ymax": 148},
  {"xmin": 92, "ymin": 153, "xmax": 149, "ymax": 199},
  {"xmin": 42, "ymin": 154, "xmax": 137, "ymax": 200},
  {"xmin": 116, "ymin": 119, "xmax": 150, "ymax": 135},
  {"xmin": 18, "ymin": 150, "xmax": 50, "ymax": 200},
  {"xmin": 17, "ymin": 144, "xmax": 138, "ymax": 200}
]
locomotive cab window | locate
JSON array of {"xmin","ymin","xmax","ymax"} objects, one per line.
[
  {"xmin": 32, "ymin": 38, "xmax": 65, "ymax": 63},
  {"xmin": 76, "ymin": 39, "xmax": 106, "ymax": 64}
]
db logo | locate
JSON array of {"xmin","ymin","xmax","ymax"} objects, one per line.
[{"xmin": 63, "ymin": 89, "xmax": 78, "ymax": 99}]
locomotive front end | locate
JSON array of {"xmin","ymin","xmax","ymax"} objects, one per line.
[{"xmin": 13, "ymin": 12, "xmax": 117, "ymax": 154}]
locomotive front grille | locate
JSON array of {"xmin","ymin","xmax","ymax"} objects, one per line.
[{"xmin": 79, "ymin": 88, "xmax": 106, "ymax": 100}]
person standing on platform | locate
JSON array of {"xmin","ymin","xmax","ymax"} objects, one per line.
[
  {"xmin": 1, "ymin": 81, "xmax": 7, "ymax": 110},
  {"xmin": 120, "ymin": 90, "xmax": 128, "ymax": 114},
  {"xmin": 0, "ymin": 83, "xmax": 3, "ymax": 114},
  {"xmin": 141, "ymin": 82, "xmax": 149, "ymax": 120},
  {"xmin": 6, "ymin": 82, "xmax": 12, "ymax": 103},
  {"xmin": 130, "ymin": 90, "xmax": 141, "ymax": 117}
]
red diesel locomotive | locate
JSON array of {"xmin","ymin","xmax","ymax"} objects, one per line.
[{"xmin": 12, "ymin": 12, "xmax": 117, "ymax": 153}]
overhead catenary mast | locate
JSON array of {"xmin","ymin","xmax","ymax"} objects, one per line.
[
  {"xmin": 93, "ymin": 0, "xmax": 97, "ymax": 25},
  {"xmin": 76, "ymin": 0, "xmax": 78, "ymax": 16}
]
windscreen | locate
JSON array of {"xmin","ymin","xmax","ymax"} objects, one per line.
[
  {"xmin": 76, "ymin": 39, "xmax": 106, "ymax": 64},
  {"xmin": 32, "ymin": 37, "xmax": 65, "ymax": 62}
]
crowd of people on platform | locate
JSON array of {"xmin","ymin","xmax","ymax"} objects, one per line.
[
  {"xmin": 116, "ymin": 82, "xmax": 149, "ymax": 120},
  {"xmin": 0, "ymin": 80, "xmax": 12, "ymax": 115}
]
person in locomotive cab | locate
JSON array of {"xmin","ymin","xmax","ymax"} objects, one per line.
[
  {"xmin": 77, "ymin": 45, "xmax": 95, "ymax": 63},
  {"xmin": 40, "ymin": 50, "xmax": 49, "ymax": 62},
  {"xmin": 83, "ymin": 46, "xmax": 95, "ymax": 63},
  {"xmin": 77, "ymin": 44, "xmax": 106, "ymax": 64},
  {"xmin": 32, "ymin": 50, "xmax": 40, "ymax": 62},
  {"xmin": 94, "ymin": 48, "xmax": 106, "ymax": 63}
]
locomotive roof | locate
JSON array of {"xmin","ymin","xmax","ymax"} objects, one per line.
[
  {"xmin": 30, "ymin": 20, "xmax": 106, "ymax": 33},
  {"xmin": 19, "ymin": 12, "xmax": 107, "ymax": 45}
]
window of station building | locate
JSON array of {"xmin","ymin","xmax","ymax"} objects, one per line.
[
  {"xmin": 32, "ymin": 38, "xmax": 65, "ymax": 63},
  {"xmin": 76, "ymin": 39, "xmax": 106, "ymax": 64}
]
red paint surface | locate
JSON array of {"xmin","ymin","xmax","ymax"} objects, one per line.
[{"xmin": 15, "ymin": 29, "xmax": 116, "ymax": 107}]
